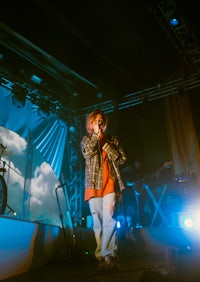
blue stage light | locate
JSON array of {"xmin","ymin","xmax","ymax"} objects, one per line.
[
  {"xmin": 182, "ymin": 217, "xmax": 194, "ymax": 229},
  {"xmin": 178, "ymin": 211, "xmax": 200, "ymax": 230},
  {"xmin": 30, "ymin": 74, "xmax": 42, "ymax": 84},
  {"xmin": 170, "ymin": 18, "xmax": 179, "ymax": 26},
  {"xmin": 116, "ymin": 220, "xmax": 121, "ymax": 228}
]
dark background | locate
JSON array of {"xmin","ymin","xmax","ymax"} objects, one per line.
[{"xmin": 0, "ymin": 0, "xmax": 200, "ymax": 171}]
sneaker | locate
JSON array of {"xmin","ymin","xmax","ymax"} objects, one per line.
[
  {"xmin": 96, "ymin": 257, "xmax": 106, "ymax": 272},
  {"xmin": 104, "ymin": 255, "xmax": 120, "ymax": 273}
]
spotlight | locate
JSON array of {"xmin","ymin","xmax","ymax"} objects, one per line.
[
  {"xmin": 178, "ymin": 211, "xmax": 200, "ymax": 230},
  {"xmin": 68, "ymin": 125, "xmax": 76, "ymax": 133},
  {"xmin": 168, "ymin": 10, "xmax": 180, "ymax": 27},
  {"xmin": 184, "ymin": 218, "xmax": 193, "ymax": 228},
  {"xmin": 37, "ymin": 99, "xmax": 51, "ymax": 114},
  {"xmin": 97, "ymin": 92, "xmax": 103, "ymax": 99},
  {"xmin": 116, "ymin": 220, "xmax": 121, "ymax": 228},
  {"xmin": 170, "ymin": 17, "xmax": 179, "ymax": 26},
  {"xmin": 116, "ymin": 216, "xmax": 125, "ymax": 229},
  {"xmin": 30, "ymin": 74, "xmax": 42, "ymax": 85},
  {"xmin": 11, "ymin": 84, "xmax": 27, "ymax": 108}
]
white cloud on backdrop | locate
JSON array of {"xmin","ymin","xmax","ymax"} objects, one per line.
[
  {"xmin": 0, "ymin": 126, "xmax": 27, "ymax": 155},
  {"xmin": 0, "ymin": 126, "xmax": 69, "ymax": 227}
]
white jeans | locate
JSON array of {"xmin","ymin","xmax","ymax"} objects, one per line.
[{"xmin": 89, "ymin": 192, "xmax": 118, "ymax": 260}]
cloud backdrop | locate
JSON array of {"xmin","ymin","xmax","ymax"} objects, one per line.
[{"xmin": 0, "ymin": 126, "xmax": 70, "ymax": 227}]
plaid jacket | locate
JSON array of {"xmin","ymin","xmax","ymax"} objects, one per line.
[{"xmin": 81, "ymin": 132, "xmax": 127, "ymax": 191}]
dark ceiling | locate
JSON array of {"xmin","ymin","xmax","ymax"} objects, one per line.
[{"xmin": 1, "ymin": 0, "xmax": 200, "ymax": 109}]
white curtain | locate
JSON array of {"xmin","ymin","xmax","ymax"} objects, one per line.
[{"xmin": 165, "ymin": 93, "xmax": 200, "ymax": 187}]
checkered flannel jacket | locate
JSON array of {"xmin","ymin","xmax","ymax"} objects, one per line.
[{"xmin": 81, "ymin": 132, "xmax": 127, "ymax": 191}]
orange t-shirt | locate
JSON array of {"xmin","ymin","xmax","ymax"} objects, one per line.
[{"xmin": 84, "ymin": 149, "xmax": 115, "ymax": 201}]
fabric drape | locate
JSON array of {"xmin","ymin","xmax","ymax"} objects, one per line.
[{"xmin": 165, "ymin": 94, "xmax": 200, "ymax": 186}]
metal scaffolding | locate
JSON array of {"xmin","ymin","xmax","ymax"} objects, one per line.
[
  {"xmin": 158, "ymin": 0, "xmax": 200, "ymax": 73},
  {"xmin": 81, "ymin": 73, "xmax": 200, "ymax": 115}
]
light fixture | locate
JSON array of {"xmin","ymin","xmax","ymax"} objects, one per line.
[
  {"xmin": 11, "ymin": 84, "xmax": 27, "ymax": 108},
  {"xmin": 168, "ymin": 10, "xmax": 180, "ymax": 27},
  {"xmin": 97, "ymin": 92, "xmax": 103, "ymax": 99},
  {"xmin": 170, "ymin": 17, "xmax": 179, "ymax": 26},
  {"xmin": 30, "ymin": 74, "xmax": 42, "ymax": 85},
  {"xmin": 37, "ymin": 98, "xmax": 52, "ymax": 115}
]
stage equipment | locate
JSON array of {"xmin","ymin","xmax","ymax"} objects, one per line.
[
  {"xmin": 0, "ymin": 143, "xmax": 17, "ymax": 216},
  {"xmin": 11, "ymin": 84, "xmax": 27, "ymax": 108},
  {"xmin": 0, "ymin": 174, "xmax": 7, "ymax": 214},
  {"xmin": 55, "ymin": 182, "xmax": 76, "ymax": 246},
  {"xmin": 137, "ymin": 161, "xmax": 173, "ymax": 227},
  {"xmin": 141, "ymin": 183, "xmax": 169, "ymax": 227},
  {"xmin": 0, "ymin": 144, "xmax": 7, "ymax": 214}
]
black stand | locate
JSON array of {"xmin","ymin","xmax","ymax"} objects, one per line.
[
  {"xmin": 0, "ymin": 174, "xmax": 7, "ymax": 214},
  {"xmin": 5, "ymin": 204, "xmax": 17, "ymax": 216},
  {"xmin": 0, "ymin": 164, "xmax": 16, "ymax": 216},
  {"xmin": 54, "ymin": 184, "xmax": 78, "ymax": 260},
  {"xmin": 55, "ymin": 185, "xmax": 70, "ymax": 242}
]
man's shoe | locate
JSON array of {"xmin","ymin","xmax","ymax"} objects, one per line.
[
  {"xmin": 104, "ymin": 256, "xmax": 120, "ymax": 273},
  {"xmin": 96, "ymin": 257, "xmax": 106, "ymax": 272}
]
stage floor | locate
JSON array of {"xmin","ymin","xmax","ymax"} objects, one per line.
[
  {"xmin": 2, "ymin": 248, "xmax": 199, "ymax": 281},
  {"xmin": 2, "ymin": 225, "xmax": 200, "ymax": 282}
]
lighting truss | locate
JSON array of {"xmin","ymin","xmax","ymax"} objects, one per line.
[
  {"xmin": 155, "ymin": 0, "xmax": 200, "ymax": 73},
  {"xmin": 118, "ymin": 73, "xmax": 200, "ymax": 110},
  {"xmin": 0, "ymin": 73, "xmax": 72, "ymax": 121},
  {"xmin": 81, "ymin": 73, "xmax": 200, "ymax": 115}
]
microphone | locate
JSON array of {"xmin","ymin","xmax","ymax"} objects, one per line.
[{"xmin": 98, "ymin": 120, "xmax": 104, "ymax": 130}]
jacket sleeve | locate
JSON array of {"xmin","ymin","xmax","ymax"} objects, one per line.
[
  {"xmin": 102, "ymin": 136, "xmax": 127, "ymax": 165},
  {"xmin": 81, "ymin": 133, "xmax": 99, "ymax": 159}
]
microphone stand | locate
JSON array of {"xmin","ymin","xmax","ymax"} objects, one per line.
[
  {"xmin": 55, "ymin": 183, "xmax": 76, "ymax": 246},
  {"xmin": 6, "ymin": 204, "xmax": 17, "ymax": 216}
]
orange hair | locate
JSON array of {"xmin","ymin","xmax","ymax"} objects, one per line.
[{"xmin": 86, "ymin": 109, "xmax": 108, "ymax": 134}]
